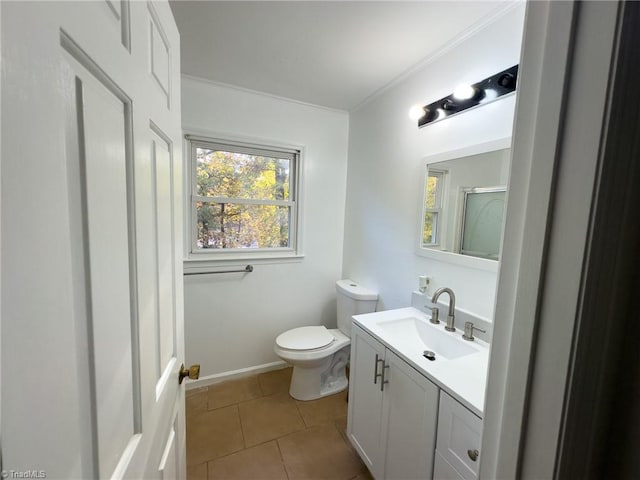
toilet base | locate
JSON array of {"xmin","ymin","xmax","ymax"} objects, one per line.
[{"xmin": 288, "ymin": 346, "xmax": 350, "ymax": 401}]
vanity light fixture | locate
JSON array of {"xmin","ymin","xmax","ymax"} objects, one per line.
[{"xmin": 415, "ymin": 65, "xmax": 518, "ymax": 128}]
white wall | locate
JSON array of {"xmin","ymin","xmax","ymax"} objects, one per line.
[
  {"xmin": 342, "ymin": 4, "xmax": 525, "ymax": 319},
  {"xmin": 182, "ymin": 77, "xmax": 349, "ymax": 379}
]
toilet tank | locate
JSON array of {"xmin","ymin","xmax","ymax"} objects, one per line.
[{"xmin": 336, "ymin": 279, "xmax": 378, "ymax": 338}]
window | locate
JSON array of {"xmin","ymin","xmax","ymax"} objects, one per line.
[
  {"xmin": 187, "ymin": 137, "xmax": 300, "ymax": 257},
  {"xmin": 422, "ymin": 168, "xmax": 445, "ymax": 247}
]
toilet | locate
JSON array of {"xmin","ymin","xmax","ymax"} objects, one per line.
[{"xmin": 274, "ymin": 279, "xmax": 378, "ymax": 401}]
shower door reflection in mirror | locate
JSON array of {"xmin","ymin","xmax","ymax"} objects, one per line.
[
  {"xmin": 420, "ymin": 141, "xmax": 510, "ymax": 262},
  {"xmin": 459, "ymin": 186, "xmax": 506, "ymax": 259}
]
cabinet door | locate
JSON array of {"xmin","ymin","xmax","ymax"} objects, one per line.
[
  {"xmin": 433, "ymin": 452, "xmax": 465, "ymax": 480},
  {"xmin": 436, "ymin": 392, "xmax": 483, "ymax": 480},
  {"xmin": 347, "ymin": 325, "xmax": 387, "ymax": 478},
  {"xmin": 382, "ymin": 350, "xmax": 440, "ymax": 480}
]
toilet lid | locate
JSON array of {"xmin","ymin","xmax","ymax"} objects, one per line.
[{"xmin": 276, "ymin": 326, "xmax": 335, "ymax": 351}]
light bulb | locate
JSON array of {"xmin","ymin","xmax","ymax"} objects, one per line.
[
  {"xmin": 409, "ymin": 105, "xmax": 426, "ymax": 121},
  {"xmin": 481, "ymin": 89, "xmax": 498, "ymax": 102},
  {"xmin": 453, "ymin": 84, "xmax": 476, "ymax": 100}
]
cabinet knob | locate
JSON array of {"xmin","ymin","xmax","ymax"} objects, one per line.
[{"xmin": 467, "ymin": 449, "xmax": 479, "ymax": 462}]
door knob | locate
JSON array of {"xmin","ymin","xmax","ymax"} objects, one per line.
[{"xmin": 179, "ymin": 363, "xmax": 200, "ymax": 384}]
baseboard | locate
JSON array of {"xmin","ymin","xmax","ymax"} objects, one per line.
[{"xmin": 185, "ymin": 360, "xmax": 289, "ymax": 391}]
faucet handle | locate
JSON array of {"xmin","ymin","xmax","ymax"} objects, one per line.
[
  {"xmin": 462, "ymin": 321, "xmax": 486, "ymax": 341},
  {"xmin": 429, "ymin": 306, "xmax": 440, "ymax": 324}
]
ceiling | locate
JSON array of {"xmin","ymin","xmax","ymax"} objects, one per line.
[{"xmin": 169, "ymin": 1, "xmax": 510, "ymax": 111}]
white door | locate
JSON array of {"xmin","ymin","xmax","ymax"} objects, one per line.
[{"xmin": 1, "ymin": 1, "xmax": 185, "ymax": 478}]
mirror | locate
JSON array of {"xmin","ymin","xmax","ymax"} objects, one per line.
[{"xmin": 418, "ymin": 138, "xmax": 511, "ymax": 269}]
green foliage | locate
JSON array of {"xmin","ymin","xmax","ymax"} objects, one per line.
[
  {"xmin": 422, "ymin": 174, "xmax": 439, "ymax": 246},
  {"xmin": 196, "ymin": 149, "xmax": 291, "ymax": 249},
  {"xmin": 425, "ymin": 175, "xmax": 438, "ymax": 208},
  {"xmin": 423, "ymin": 212, "xmax": 435, "ymax": 246}
]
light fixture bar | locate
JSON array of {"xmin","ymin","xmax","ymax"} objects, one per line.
[{"xmin": 417, "ymin": 65, "xmax": 519, "ymax": 128}]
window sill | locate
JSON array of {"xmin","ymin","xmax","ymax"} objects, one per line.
[{"xmin": 183, "ymin": 253, "xmax": 305, "ymax": 275}]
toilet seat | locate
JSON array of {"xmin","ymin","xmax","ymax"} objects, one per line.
[{"xmin": 276, "ymin": 326, "xmax": 334, "ymax": 351}]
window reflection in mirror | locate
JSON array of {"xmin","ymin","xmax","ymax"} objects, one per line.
[
  {"xmin": 423, "ymin": 169, "xmax": 444, "ymax": 246},
  {"xmin": 421, "ymin": 147, "xmax": 510, "ymax": 261}
]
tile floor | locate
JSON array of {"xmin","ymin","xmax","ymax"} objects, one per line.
[{"xmin": 186, "ymin": 367, "xmax": 373, "ymax": 480}]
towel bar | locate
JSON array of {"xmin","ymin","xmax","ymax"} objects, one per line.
[{"xmin": 184, "ymin": 264, "xmax": 254, "ymax": 276}]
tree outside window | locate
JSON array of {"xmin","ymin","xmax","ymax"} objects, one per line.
[{"xmin": 189, "ymin": 139, "xmax": 299, "ymax": 254}]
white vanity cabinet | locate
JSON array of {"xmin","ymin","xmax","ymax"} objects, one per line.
[
  {"xmin": 347, "ymin": 324, "xmax": 439, "ymax": 479},
  {"xmin": 347, "ymin": 325, "xmax": 386, "ymax": 476},
  {"xmin": 433, "ymin": 392, "xmax": 483, "ymax": 480}
]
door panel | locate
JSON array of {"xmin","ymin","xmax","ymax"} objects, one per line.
[
  {"xmin": 151, "ymin": 129, "xmax": 176, "ymax": 374},
  {"xmin": 434, "ymin": 451, "xmax": 465, "ymax": 480},
  {"xmin": 105, "ymin": 0, "xmax": 122, "ymax": 19},
  {"xmin": 158, "ymin": 415, "xmax": 179, "ymax": 480},
  {"xmin": 1, "ymin": 1, "xmax": 184, "ymax": 477},
  {"xmin": 103, "ymin": 0, "xmax": 131, "ymax": 49},
  {"xmin": 148, "ymin": 2, "xmax": 172, "ymax": 107},
  {"xmin": 76, "ymin": 64, "xmax": 138, "ymax": 479}
]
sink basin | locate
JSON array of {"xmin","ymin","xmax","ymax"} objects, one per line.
[{"xmin": 377, "ymin": 316, "xmax": 478, "ymax": 360}]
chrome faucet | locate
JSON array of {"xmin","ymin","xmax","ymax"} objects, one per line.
[{"xmin": 430, "ymin": 287, "xmax": 457, "ymax": 332}]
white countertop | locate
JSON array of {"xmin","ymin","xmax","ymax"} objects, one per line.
[{"xmin": 353, "ymin": 307, "xmax": 489, "ymax": 418}]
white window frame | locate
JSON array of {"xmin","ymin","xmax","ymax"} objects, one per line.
[
  {"xmin": 183, "ymin": 134, "xmax": 303, "ymax": 266},
  {"xmin": 422, "ymin": 168, "xmax": 445, "ymax": 247}
]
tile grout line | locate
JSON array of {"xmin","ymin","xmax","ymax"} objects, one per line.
[
  {"xmin": 202, "ymin": 386, "xmax": 211, "ymax": 411},
  {"xmin": 235, "ymin": 395, "xmax": 248, "ymax": 452},
  {"xmin": 257, "ymin": 374, "xmax": 268, "ymax": 397},
  {"xmin": 293, "ymin": 397, "xmax": 311, "ymax": 429},
  {"xmin": 275, "ymin": 436, "xmax": 291, "ymax": 480}
]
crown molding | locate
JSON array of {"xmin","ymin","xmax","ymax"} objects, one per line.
[{"xmin": 181, "ymin": 73, "xmax": 349, "ymax": 115}]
